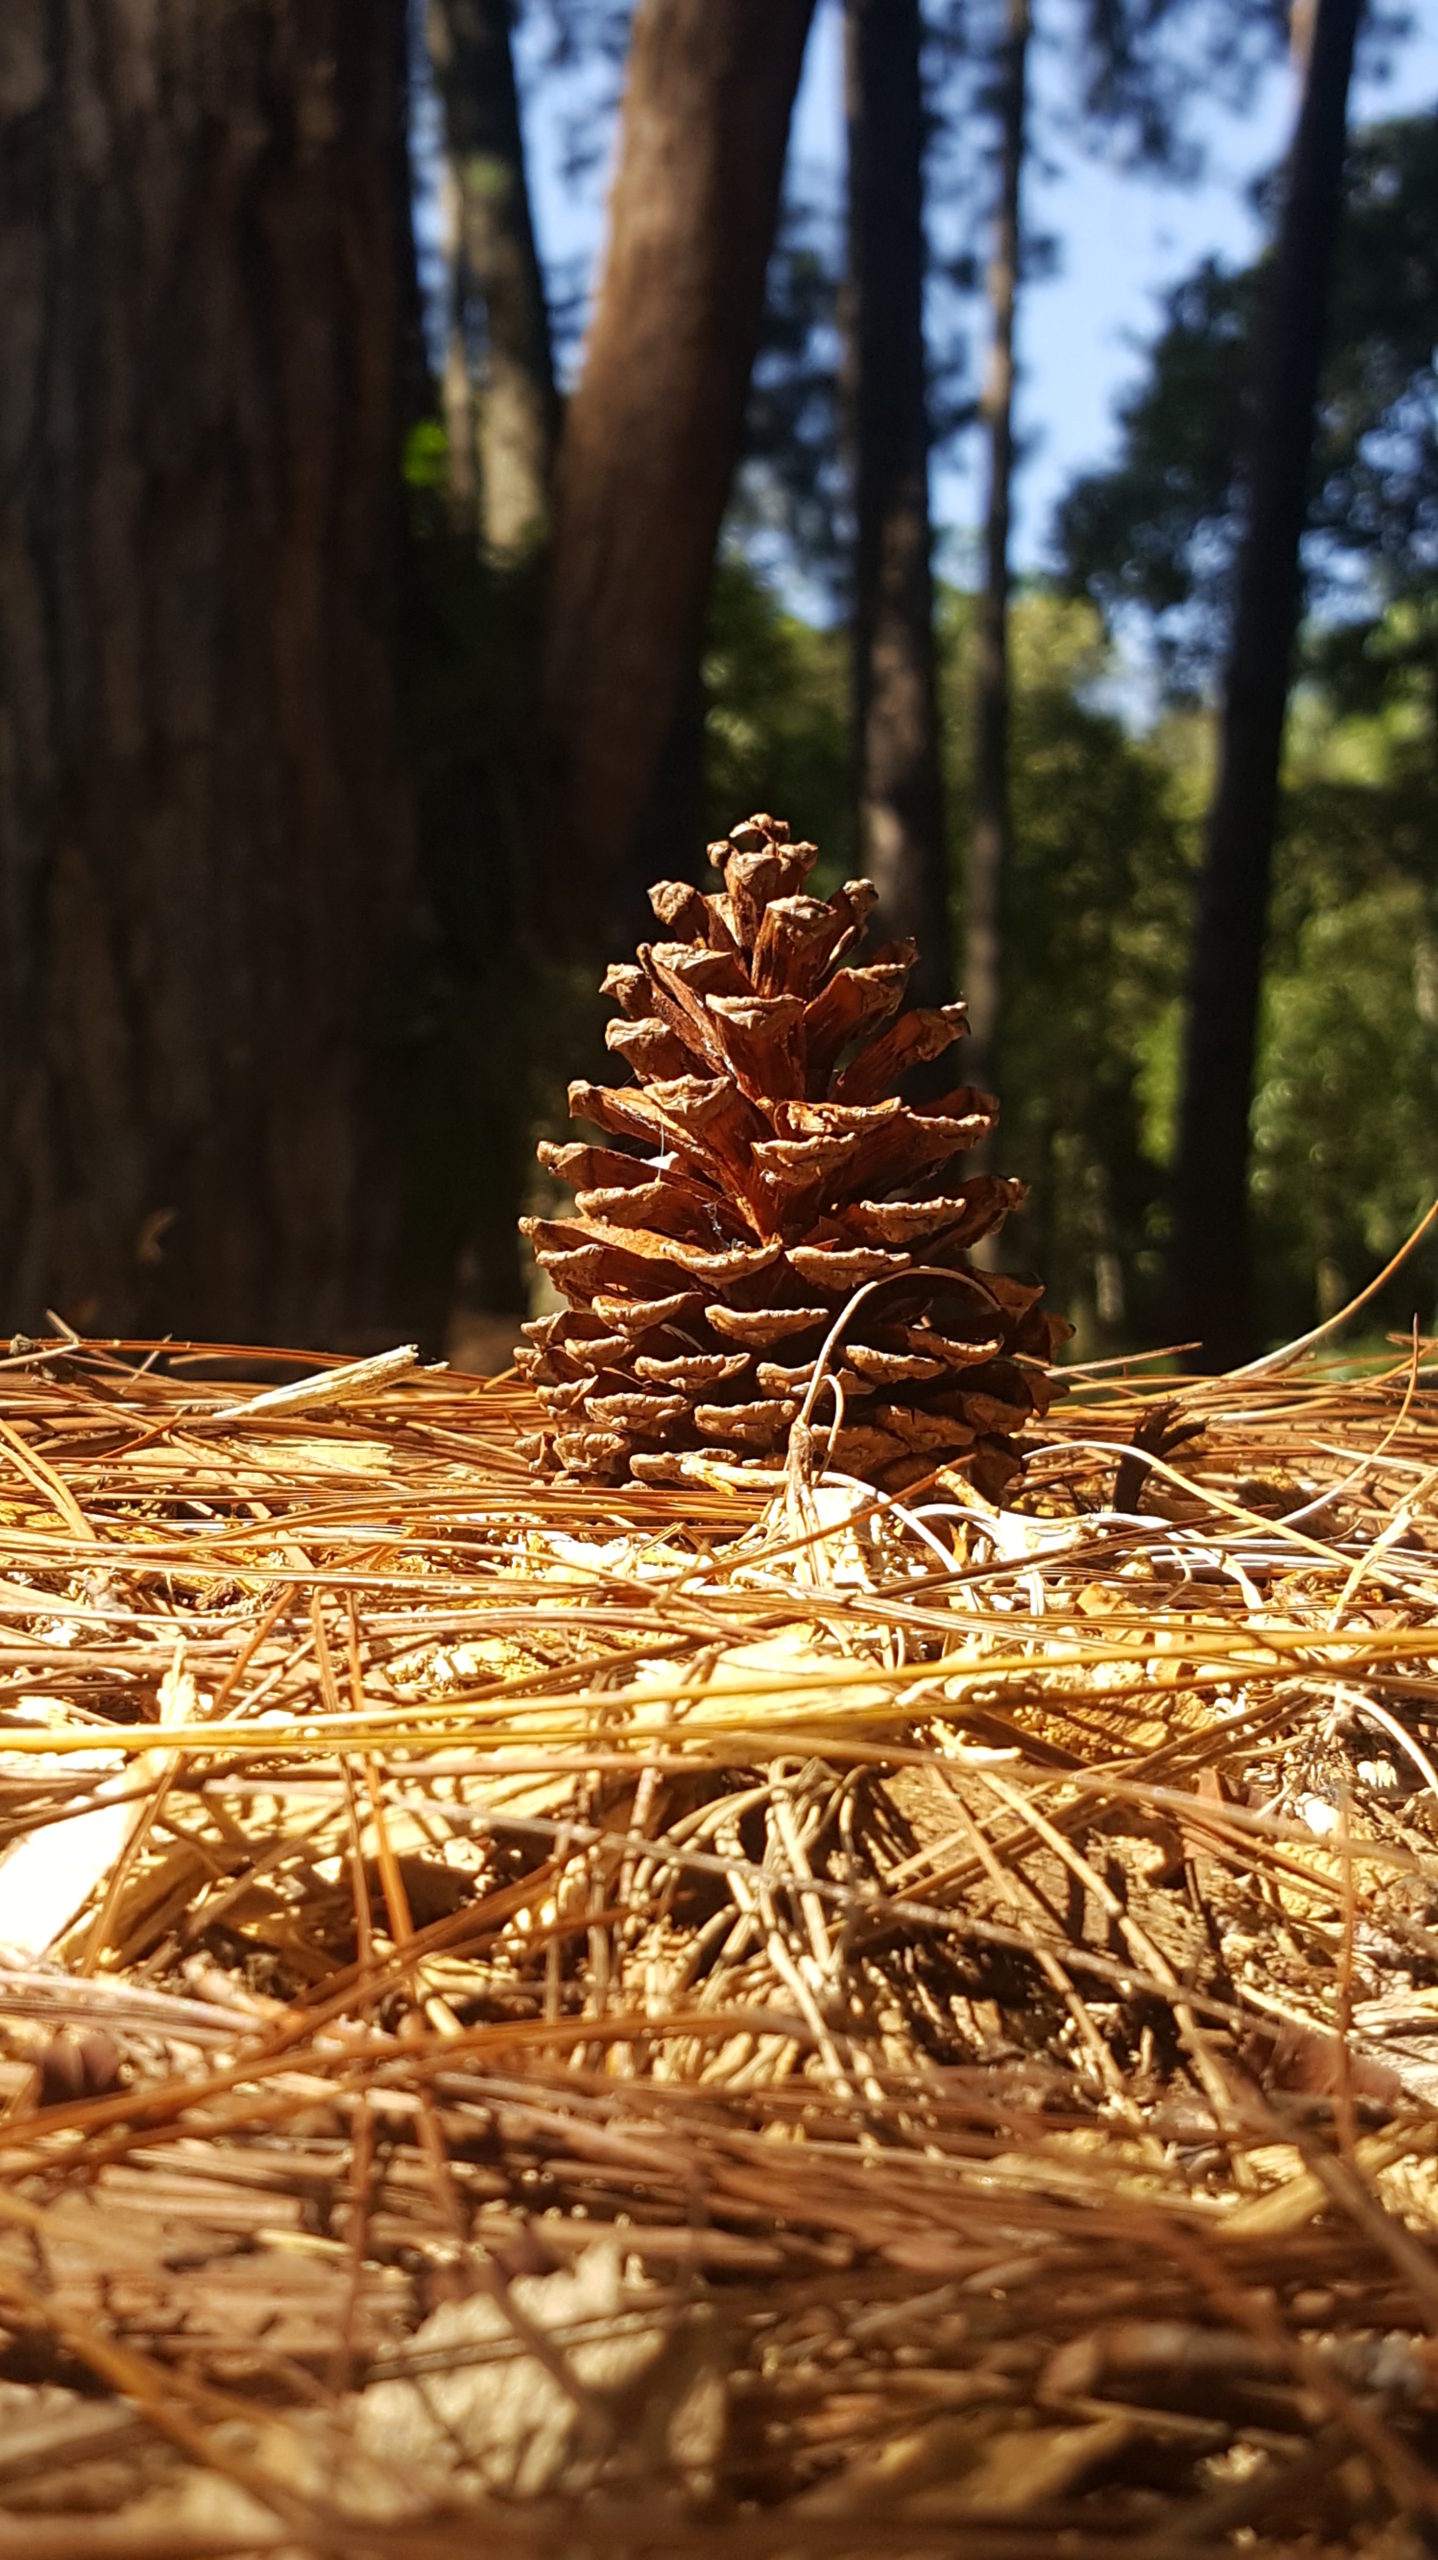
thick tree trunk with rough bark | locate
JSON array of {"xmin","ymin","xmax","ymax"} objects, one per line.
[
  {"xmin": 845, "ymin": 0, "xmax": 950, "ymax": 1007},
  {"xmin": 967, "ymin": 0, "xmax": 1030, "ymax": 1096},
  {"xmin": 542, "ymin": 0, "xmax": 815, "ymax": 943},
  {"xmin": 0, "ymin": 0, "xmax": 416, "ymax": 1347},
  {"xmin": 429, "ymin": 0, "xmax": 557, "ymax": 552},
  {"xmin": 1167, "ymin": 0, "xmax": 1364, "ymax": 1366}
]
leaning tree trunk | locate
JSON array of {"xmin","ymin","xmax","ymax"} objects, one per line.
[
  {"xmin": 429, "ymin": 0, "xmax": 558, "ymax": 551},
  {"xmin": 1167, "ymin": 0, "xmax": 1364, "ymax": 1367},
  {"xmin": 845, "ymin": 0, "xmax": 950, "ymax": 1007},
  {"xmin": 0, "ymin": 0, "xmax": 417, "ymax": 1348},
  {"xmin": 542, "ymin": 0, "xmax": 815, "ymax": 946},
  {"xmin": 966, "ymin": 0, "xmax": 1030, "ymax": 1097}
]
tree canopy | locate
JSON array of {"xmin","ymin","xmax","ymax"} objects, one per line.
[{"xmin": 1058, "ymin": 111, "xmax": 1438, "ymax": 694}]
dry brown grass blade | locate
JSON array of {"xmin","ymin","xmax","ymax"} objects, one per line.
[{"xmin": 0, "ymin": 1333, "xmax": 1434, "ymax": 2550}]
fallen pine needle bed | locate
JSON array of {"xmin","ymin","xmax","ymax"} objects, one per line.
[{"xmin": 0, "ymin": 1329, "xmax": 1435, "ymax": 2552}]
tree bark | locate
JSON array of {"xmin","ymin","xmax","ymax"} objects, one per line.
[
  {"xmin": 1167, "ymin": 0, "xmax": 1364, "ymax": 1367},
  {"xmin": 967, "ymin": 0, "xmax": 1030, "ymax": 1096},
  {"xmin": 0, "ymin": 0, "xmax": 417, "ymax": 1347},
  {"xmin": 845, "ymin": 0, "xmax": 950, "ymax": 1007},
  {"xmin": 428, "ymin": 0, "xmax": 558, "ymax": 552},
  {"xmin": 542, "ymin": 0, "xmax": 815, "ymax": 943}
]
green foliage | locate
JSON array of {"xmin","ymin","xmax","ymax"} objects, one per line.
[
  {"xmin": 701, "ymin": 557, "xmax": 852, "ymax": 875},
  {"xmin": 945, "ymin": 592, "xmax": 1194, "ymax": 1346},
  {"xmin": 1253, "ymin": 879, "xmax": 1438, "ymax": 1323},
  {"xmin": 690, "ymin": 564, "xmax": 1438, "ymax": 1356},
  {"xmin": 1245, "ymin": 679, "xmax": 1438, "ymax": 1335},
  {"xmin": 1096, "ymin": 656, "xmax": 1438, "ymax": 1345},
  {"xmin": 402, "ymin": 418, "xmax": 451, "ymax": 494}
]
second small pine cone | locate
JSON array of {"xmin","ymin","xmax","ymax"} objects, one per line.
[{"xmin": 518, "ymin": 813, "xmax": 1068, "ymax": 1500}]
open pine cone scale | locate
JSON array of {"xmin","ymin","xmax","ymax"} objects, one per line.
[{"xmin": 518, "ymin": 814, "xmax": 1068, "ymax": 1499}]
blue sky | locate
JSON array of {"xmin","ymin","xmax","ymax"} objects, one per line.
[{"xmin": 505, "ymin": 0, "xmax": 1438, "ymax": 583}]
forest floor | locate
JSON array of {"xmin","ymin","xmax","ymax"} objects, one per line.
[{"xmin": 0, "ymin": 1334, "xmax": 1435, "ymax": 2555}]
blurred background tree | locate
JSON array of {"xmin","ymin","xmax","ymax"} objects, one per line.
[
  {"xmin": 0, "ymin": 0, "xmax": 419, "ymax": 1348},
  {"xmin": 428, "ymin": 0, "xmax": 558, "ymax": 552},
  {"xmin": 1166, "ymin": 0, "xmax": 1365, "ymax": 1367},
  {"xmin": 844, "ymin": 0, "xmax": 950, "ymax": 999},
  {"xmin": 1, "ymin": 0, "xmax": 1434, "ymax": 1364}
]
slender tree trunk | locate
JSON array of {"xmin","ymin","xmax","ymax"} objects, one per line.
[
  {"xmin": 967, "ymin": 0, "xmax": 1030, "ymax": 1096},
  {"xmin": 428, "ymin": 0, "xmax": 558, "ymax": 552},
  {"xmin": 543, "ymin": 0, "xmax": 815, "ymax": 943},
  {"xmin": 421, "ymin": 0, "xmax": 557, "ymax": 1340},
  {"xmin": 0, "ymin": 0, "xmax": 417, "ymax": 1347},
  {"xmin": 1167, "ymin": 0, "xmax": 1363, "ymax": 1367},
  {"xmin": 439, "ymin": 165, "xmax": 482, "ymax": 535},
  {"xmin": 845, "ymin": 0, "xmax": 950, "ymax": 1006}
]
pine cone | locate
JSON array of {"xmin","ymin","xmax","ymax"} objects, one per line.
[{"xmin": 517, "ymin": 813, "xmax": 1067, "ymax": 1500}]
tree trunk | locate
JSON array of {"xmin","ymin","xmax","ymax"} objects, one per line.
[
  {"xmin": 439, "ymin": 165, "xmax": 482, "ymax": 536},
  {"xmin": 428, "ymin": 0, "xmax": 558, "ymax": 552},
  {"xmin": 967, "ymin": 0, "xmax": 1030, "ymax": 1096},
  {"xmin": 542, "ymin": 0, "xmax": 815, "ymax": 944},
  {"xmin": 0, "ymin": 0, "xmax": 417, "ymax": 1348},
  {"xmin": 420, "ymin": 0, "xmax": 558, "ymax": 1341},
  {"xmin": 1167, "ymin": 0, "xmax": 1364, "ymax": 1367},
  {"xmin": 845, "ymin": 0, "xmax": 950, "ymax": 1007}
]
